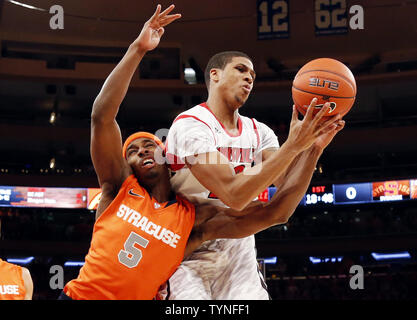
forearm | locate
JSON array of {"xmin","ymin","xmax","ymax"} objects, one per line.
[
  {"xmin": 91, "ymin": 44, "xmax": 145, "ymax": 122},
  {"xmin": 268, "ymin": 145, "xmax": 322, "ymax": 219},
  {"xmin": 224, "ymin": 146, "xmax": 321, "ymax": 221},
  {"xmin": 272, "ymin": 144, "xmax": 322, "ymax": 193},
  {"xmin": 199, "ymin": 144, "xmax": 319, "ymax": 239},
  {"xmin": 270, "ymin": 150, "xmax": 304, "ymax": 191},
  {"xmin": 227, "ymin": 142, "xmax": 301, "ymax": 210},
  {"xmin": 279, "ymin": 145, "xmax": 322, "ymax": 194}
]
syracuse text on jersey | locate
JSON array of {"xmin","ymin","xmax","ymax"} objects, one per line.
[
  {"xmin": 116, "ymin": 204, "xmax": 181, "ymax": 248},
  {"xmin": 0, "ymin": 285, "xmax": 20, "ymax": 295}
]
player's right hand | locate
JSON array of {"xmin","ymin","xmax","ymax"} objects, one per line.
[
  {"xmin": 285, "ymin": 98, "xmax": 341, "ymax": 153},
  {"xmin": 132, "ymin": 4, "xmax": 181, "ymax": 53}
]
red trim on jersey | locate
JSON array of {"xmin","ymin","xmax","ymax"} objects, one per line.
[
  {"xmin": 200, "ymin": 102, "xmax": 243, "ymax": 137},
  {"xmin": 169, "ymin": 114, "xmax": 217, "ymax": 171},
  {"xmin": 166, "ymin": 153, "xmax": 185, "ymax": 171},
  {"xmin": 173, "ymin": 114, "xmax": 217, "ymax": 145},
  {"xmin": 251, "ymin": 118, "xmax": 260, "ymax": 149},
  {"xmin": 164, "ymin": 140, "xmax": 185, "ymax": 171}
]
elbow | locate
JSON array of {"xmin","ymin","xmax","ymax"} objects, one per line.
[
  {"xmin": 270, "ymin": 208, "xmax": 294, "ymax": 226},
  {"xmin": 276, "ymin": 216, "xmax": 289, "ymax": 225},
  {"xmin": 221, "ymin": 197, "xmax": 248, "ymax": 211},
  {"xmin": 91, "ymin": 102, "xmax": 102, "ymax": 123},
  {"xmin": 269, "ymin": 216, "xmax": 288, "ymax": 227},
  {"xmin": 91, "ymin": 102, "xmax": 111, "ymax": 125},
  {"xmin": 208, "ymin": 182, "xmax": 252, "ymax": 211},
  {"xmin": 222, "ymin": 186, "xmax": 254, "ymax": 211}
]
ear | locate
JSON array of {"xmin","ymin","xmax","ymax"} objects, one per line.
[{"xmin": 210, "ymin": 68, "xmax": 221, "ymax": 83}]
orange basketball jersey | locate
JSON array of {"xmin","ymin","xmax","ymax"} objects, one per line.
[
  {"xmin": 0, "ymin": 259, "xmax": 26, "ymax": 300},
  {"xmin": 64, "ymin": 175, "xmax": 195, "ymax": 300}
]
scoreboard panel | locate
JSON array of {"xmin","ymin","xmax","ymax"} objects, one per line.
[
  {"xmin": 304, "ymin": 184, "xmax": 334, "ymax": 205},
  {"xmin": 411, "ymin": 180, "xmax": 417, "ymax": 199},
  {"xmin": 1, "ymin": 178, "xmax": 417, "ymax": 210},
  {"xmin": 333, "ymin": 182, "xmax": 372, "ymax": 205},
  {"xmin": 372, "ymin": 180, "xmax": 410, "ymax": 201},
  {"xmin": 301, "ymin": 178, "xmax": 417, "ymax": 207},
  {"xmin": 0, "ymin": 185, "xmax": 87, "ymax": 208}
]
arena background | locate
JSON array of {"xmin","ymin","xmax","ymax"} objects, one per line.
[{"xmin": 0, "ymin": 0, "xmax": 416, "ymax": 300}]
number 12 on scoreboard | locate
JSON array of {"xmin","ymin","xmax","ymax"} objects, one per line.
[{"xmin": 257, "ymin": 0, "xmax": 290, "ymax": 39}]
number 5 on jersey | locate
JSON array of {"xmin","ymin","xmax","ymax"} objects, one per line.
[{"xmin": 118, "ymin": 232, "xmax": 149, "ymax": 268}]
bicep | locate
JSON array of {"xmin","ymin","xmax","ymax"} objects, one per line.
[
  {"xmin": 187, "ymin": 152, "xmax": 236, "ymax": 205},
  {"xmin": 90, "ymin": 118, "xmax": 130, "ymax": 187},
  {"xmin": 22, "ymin": 268, "xmax": 33, "ymax": 300}
]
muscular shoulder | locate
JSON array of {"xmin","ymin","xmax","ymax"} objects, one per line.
[{"xmin": 21, "ymin": 267, "xmax": 31, "ymax": 279}]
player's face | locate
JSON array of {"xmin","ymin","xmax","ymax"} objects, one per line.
[
  {"xmin": 125, "ymin": 138, "xmax": 167, "ymax": 182},
  {"xmin": 217, "ymin": 57, "xmax": 256, "ymax": 106}
]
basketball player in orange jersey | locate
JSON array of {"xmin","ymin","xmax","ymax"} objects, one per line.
[
  {"xmin": 58, "ymin": 4, "xmax": 343, "ymax": 300},
  {"xmin": 0, "ymin": 258, "xmax": 33, "ymax": 300}
]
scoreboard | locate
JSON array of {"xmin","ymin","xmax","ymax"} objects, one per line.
[
  {"xmin": 0, "ymin": 185, "xmax": 99, "ymax": 209},
  {"xmin": 304, "ymin": 184, "xmax": 334, "ymax": 205},
  {"xmin": 301, "ymin": 178, "xmax": 416, "ymax": 206},
  {"xmin": 1, "ymin": 178, "xmax": 416, "ymax": 209},
  {"xmin": 333, "ymin": 182, "xmax": 372, "ymax": 205}
]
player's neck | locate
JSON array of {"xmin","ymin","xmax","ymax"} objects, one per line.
[
  {"xmin": 144, "ymin": 181, "xmax": 173, "ymax": 204},
  {"xmin": 141, "ymin": 172, "xmax": 173, "ymax": 203},
  {"xmin": 206, "ymin": 95, "xmax": 240, "ymax": 131}
]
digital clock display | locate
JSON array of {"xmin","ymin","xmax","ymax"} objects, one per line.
[{"xmin": 303, "ymin": 185, "xmax": 334, "ymax": 205}]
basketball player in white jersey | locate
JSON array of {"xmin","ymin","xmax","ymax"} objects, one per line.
[{"xmin": 163, "ymin": 51, "xmax": 345, "ymax": 299}]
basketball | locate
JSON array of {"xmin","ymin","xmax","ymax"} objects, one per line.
[{"xmin": 292, "ymin": 58, "xmax": 357, "ymax": 117}]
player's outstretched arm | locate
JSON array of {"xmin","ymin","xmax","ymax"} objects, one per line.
[
  {"xmin": 184, "ymin": 136, "xmax": 323, "ymax": 256},
  {"xmin": 91, "ymin": 5, "xmax": 181, "ymax": 189},
  {"xmin": 184, "ymin": 99, "xmax": 340, "ymax": 211}
]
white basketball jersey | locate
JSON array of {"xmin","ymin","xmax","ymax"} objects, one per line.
[
  {"xmin": 164, "ymin": 102, "xmax": 279, "ymax": 299},
  {"xmin": 166, "ymin": 102, "xmax": 279, "ymax": 208}
]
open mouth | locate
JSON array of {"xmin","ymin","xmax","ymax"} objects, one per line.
[
  {"xmin": 142, "ymin": 158, "xmax": 156, "ymax": 169},
  {"xmin": 242, "ymin": 86, "xmax": 251, "ymax": 94}
]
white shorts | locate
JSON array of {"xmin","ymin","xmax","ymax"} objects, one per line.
[{"xmin": 160, "ymin": 236, "xmax": 270, "ymax": 300}]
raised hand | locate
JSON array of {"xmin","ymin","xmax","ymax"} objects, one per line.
[
  {"xmin": 132, "ymin": 4, "xmax": 181, "ymax": 53},
  {"xmin": 313, "ymin": 116, "xmax": 345, "ymax": 150},
  {"xmin": 285, "ymin": 98, "xmax": 342, "ymax": 153}
]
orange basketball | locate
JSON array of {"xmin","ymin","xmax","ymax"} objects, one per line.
[{"xmin": 292, "ymin": 58, "xmax": 356, "ymax": 117}]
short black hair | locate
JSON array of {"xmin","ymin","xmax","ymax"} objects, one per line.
[{"xmin": 204, "ymin": 51, "xmax": 252, "ymax": 89}]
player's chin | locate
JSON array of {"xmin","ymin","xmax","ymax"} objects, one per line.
[{"xmin": 234, "ymin": 94, "xmax": 247, "ymax": 105}]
